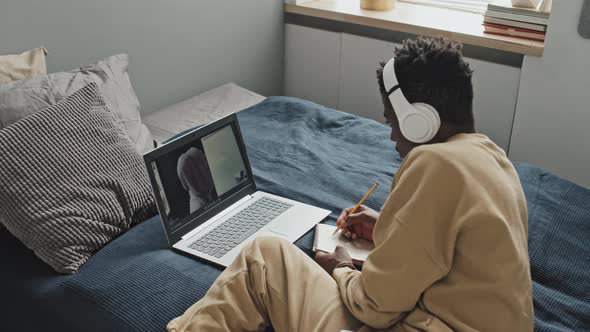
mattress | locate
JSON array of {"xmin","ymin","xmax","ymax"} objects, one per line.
[{"xmin": 1, "ymin": 96, "xmax": 588, "ymax": 331}]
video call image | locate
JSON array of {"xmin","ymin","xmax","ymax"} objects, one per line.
[{"xmin": 153, "ymin": 125, "xmax": 249, "ymax": 230}]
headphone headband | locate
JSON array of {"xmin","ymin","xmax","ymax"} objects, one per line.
[
  {"xmin": 386, "ymin": 85, "xmax": 399, "ymax": 96},
  {"xmin": 383, "ymin": 58, "xmax": 413, "ymax": 119}
]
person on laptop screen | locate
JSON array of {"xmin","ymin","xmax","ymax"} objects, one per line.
[
  {"xmin": 177, "ymin": 147, "xmax": 215, "ymax": 213},
  {"xmin": 167, "ymin": 37, "xmax": 534, "ymax": 331}
]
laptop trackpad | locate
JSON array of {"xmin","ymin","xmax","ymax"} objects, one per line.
[
  {"xmin": 269, "ymin": 218, "xmax": 307, "ymax": 237},
  {"xmin": 256, "ymin": 229, "xmax": 288, "ymax": 239}
]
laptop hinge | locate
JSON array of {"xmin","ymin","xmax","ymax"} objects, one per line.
[{"xmin": 181, "ymin": 195, "xmax": 254, "ymax": 240}]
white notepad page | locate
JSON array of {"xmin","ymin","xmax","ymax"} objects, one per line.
[{"xmin": 313, "ymin": 224, "xmax": 374, "ymax": 264}]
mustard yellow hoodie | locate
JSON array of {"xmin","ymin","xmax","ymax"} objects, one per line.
[{"xmin": 333, "ymin": 133, "xmax": 534, "ymax": 331}]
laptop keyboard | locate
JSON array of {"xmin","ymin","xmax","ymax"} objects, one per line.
[{"xmin": 188, "ymin": 197, "xmax": 293, "ymax": 258}]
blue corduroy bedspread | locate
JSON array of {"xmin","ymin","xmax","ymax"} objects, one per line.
[{"xmin": 1, "ymin": 97, "xmax": 588, "ymax": 331}]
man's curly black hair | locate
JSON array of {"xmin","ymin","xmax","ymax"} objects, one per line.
[{"xmin": 377, "ymin": 36, "xmax": 474, "ymax": 129}]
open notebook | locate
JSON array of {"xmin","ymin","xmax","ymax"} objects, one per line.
[{"xmin": 313, "ymin": 224, "xmax": 374, "ymax": 265}]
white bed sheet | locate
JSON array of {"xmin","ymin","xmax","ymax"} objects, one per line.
[{"xmin": 143, "ymin": 83, "xmax": 265, "ymax": 145}]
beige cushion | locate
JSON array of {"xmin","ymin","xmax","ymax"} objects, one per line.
[{"xmin": 0, "ymin": 47, "xmax": 47, "ymax": 84}]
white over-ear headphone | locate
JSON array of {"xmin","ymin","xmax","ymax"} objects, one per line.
[{"xmin": 383, "ymin": 57, "xmax": 441, "ymax": 144}]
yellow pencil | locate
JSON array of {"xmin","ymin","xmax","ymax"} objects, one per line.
[{"xmin": 332, "ymin": 182, "xmax": 379, "ymax": 236}]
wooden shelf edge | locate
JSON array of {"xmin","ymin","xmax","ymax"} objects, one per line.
[{"xmin": 285, "ymin": 3, "xmax": 544, "ymax": 57}]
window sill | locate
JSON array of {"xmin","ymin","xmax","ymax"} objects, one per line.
[{"xmin": 284, "ymin": 0, "xmax": 544, "ymax": 56}]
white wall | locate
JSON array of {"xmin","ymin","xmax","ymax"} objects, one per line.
[
  {"xmin": 0, "ymin": 0, "xmax": 284, "ymax": 114},
  {"xmin": 509, "ymin": 0, "xmax": 590, "ymax": 188}
]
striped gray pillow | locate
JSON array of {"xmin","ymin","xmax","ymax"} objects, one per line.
[{"xmin": 0, "ymin": 83, "xmax": 156, "ymax": 273}]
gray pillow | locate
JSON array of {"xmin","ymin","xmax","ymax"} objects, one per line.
[
  {"xmin": 0, "ymin": 83, "xmax": 156, "ymax": 274},
  {"xmin": 0, "ymin": 54, "xmax": 153, "ymax": 153}
]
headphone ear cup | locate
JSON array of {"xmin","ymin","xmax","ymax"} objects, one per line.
[
  {"xmin": 400, "ymin": 103, "xmax": 441, "ymax": 143},
  {"xmin": 413, "ymin": 103, "xmax": 441, "ymax": 142}
]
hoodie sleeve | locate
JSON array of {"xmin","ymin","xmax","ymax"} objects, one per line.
[{"xmin": 333, "ymin": 148, "xmax": 463, "ymax": 329}]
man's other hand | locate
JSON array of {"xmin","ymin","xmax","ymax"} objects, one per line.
[
  {"xmin": 336, "ymin": 205, "xmax": 378, "ymax": 242},
  {"xmin": 315, "ymin": 246, "xmax": 353, "ymax": 275}
]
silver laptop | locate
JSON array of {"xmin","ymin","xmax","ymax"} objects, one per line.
[{"xmin": 144, "ymin": 113, "xmax": 330, "ymax": 267}]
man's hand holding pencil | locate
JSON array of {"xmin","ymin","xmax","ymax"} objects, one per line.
[
  {"xmin": 335, "ymin": 205, "xmax": 379, "ymax": 242},
  {"xmin": 315, "ymin": 182, "xmax": 380, "ymax": 275},
  {"xmin": 332, "ymin": 182, "xmax": 379, "ymax": 242}
]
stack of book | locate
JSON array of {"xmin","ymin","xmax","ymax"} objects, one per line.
[{"xmin": 483, "ymin": 3, "xmax": 550, "ymax": 42}]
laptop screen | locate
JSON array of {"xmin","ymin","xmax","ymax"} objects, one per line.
[{"xmin": 148, "ymin": 120, "xmax": 252, "ymax": 235}]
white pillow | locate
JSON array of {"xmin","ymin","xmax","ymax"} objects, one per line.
[{"xmin": 0, "ymin": 54, "xmax": 153, "ymax": 153}]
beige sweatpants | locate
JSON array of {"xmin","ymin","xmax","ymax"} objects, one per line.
[{"xmin": 166, "ymin": 236, "xmax": 363, "ymax": 332}]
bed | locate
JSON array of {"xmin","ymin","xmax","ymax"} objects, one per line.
[{"xmin": 1, "ymin": 96, "xmax": 589, "ymax": 331}]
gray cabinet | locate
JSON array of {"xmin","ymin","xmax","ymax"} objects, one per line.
[
  {"xmin": 339, "ymin": 34, "xmax": 397, "ymax": 123},
  {"xmin": 285, "ymin": 24, "xmax": 522, "ymax": 152},
  {"xmin": 468, "ymin": 57, "xmax": 521, "ymax": 151},
  {"xmin": 284, "ymin": 24, "xmax": 341, "ymax": 109},
  {"xmin": 509, "ymin": 0, "xmax": 590, "ymax": 188}
]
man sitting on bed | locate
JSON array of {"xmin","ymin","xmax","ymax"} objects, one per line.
[{"xmin": 167, "ymin": 36, "xmax": 534, "ymax": 332}]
